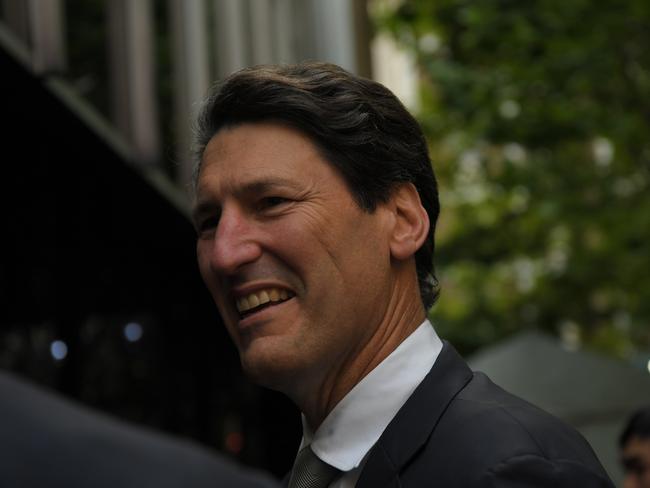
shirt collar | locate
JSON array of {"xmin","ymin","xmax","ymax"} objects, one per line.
[{"xmin": 300, "ymin": 319, "xmax": 443, "ymax": 472}]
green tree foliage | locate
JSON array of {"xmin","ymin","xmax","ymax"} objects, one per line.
[{"xmin": 375, "ymin": 0, "xmax": 650, "ymax": 356}]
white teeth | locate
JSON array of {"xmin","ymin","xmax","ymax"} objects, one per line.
[{"xmin": 235, "ymin": 288, "xmax": 294, "ymax": 314}]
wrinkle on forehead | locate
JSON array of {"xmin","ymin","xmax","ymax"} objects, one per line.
[
  {"xmin": 196, "ymin": 123, "xmax": 329, "ymax": 199},
  {"xmin": 202, "ymin": 122, "xmax": 319, "ymax": 166}
]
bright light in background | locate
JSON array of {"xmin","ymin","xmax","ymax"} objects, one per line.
[
  {"xmin": 647, "ymin": 359, "xmax": 650, "ymax": 374},
  {"xmin": 503, "ymin": 143, "xmax": 527, "ymax": 165},
  {"xmin": 124, "ymin": 322, "xmax": 143, "ymax": 342},
  {"xmin": 225, "ymin": 431, "xmax": 244, "ymax": 455},
  {"xmin": 592, "ymin": 137, "xmax": 614, "ymax": 167},
  {"xmin": 371, "ymin": 33, "xmax": 418, "ymax": 111},
  {"xmin": 559, "ymin": 320, "xmax": 581, "ymax": 351},
  {"xmin": 418, "ymin": 33, "xmax": 441, "ymax": 54},
  {"xmin": 50, "ymin": 340, "xmax": 68, "ymax": 360},
  {"xmin": 499, "ymin": 99, "xmax": 521, "ymax": 119}
]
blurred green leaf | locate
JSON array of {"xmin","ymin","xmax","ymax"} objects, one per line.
[{"xmin": 376, "ymin": 0, "xmax": 650, "ymax": 357}]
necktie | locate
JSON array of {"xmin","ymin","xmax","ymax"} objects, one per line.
[{"xmin": 288, "ymin": 446, "xmax": 342, "ymax": 488}]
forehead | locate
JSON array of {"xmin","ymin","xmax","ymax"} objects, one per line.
[{"xmin": 196, "ymin": 122, "xmax": 331, "ymax": 192}]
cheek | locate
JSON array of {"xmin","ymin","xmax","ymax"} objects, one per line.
[
  {"xmin": 263, "ymin": 218, "xmax": 327, "ymax": 272},
  {"xmin": 196, "ymin": 243, "xmax": 212, "ymax": 280},
  {"xmin": 196, "ymin": 244, "xmax": 232, "ymax": 315},
  {"xmin": 323, "ymin": 215, "xmax": 389, "ymax": 277}
]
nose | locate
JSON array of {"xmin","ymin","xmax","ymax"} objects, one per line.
[{"xmin": 208, "ymin": 205, "xmax": 262, "ymax": 275}]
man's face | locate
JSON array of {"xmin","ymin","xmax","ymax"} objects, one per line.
[
  {"xmin": 622, "ymin": 436, "xmax": 650, "ymax": 488},
  {"xmin": 193, "ymin": 122, "xmax": 394, "ymax": 391}
]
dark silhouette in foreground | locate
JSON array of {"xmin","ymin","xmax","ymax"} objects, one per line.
[{"xmin": 0, "ymin": 370, "xmax": 279, "ymax": 488}]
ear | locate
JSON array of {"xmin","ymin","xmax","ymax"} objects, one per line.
[{"xmin": 388, "ymin": 183, "xmax": 430, "ymax": 261}]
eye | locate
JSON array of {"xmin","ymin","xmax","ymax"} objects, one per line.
[
  {"xmin": 259, "ymin": 196, "xmax": 291, "ymax": 210},
  {"xmin": 199, "ymin": 216, "xmax": 218, "ymax": 230},
  {"xmin": 195, "ymin": 213, "xmax": 221, "ymax": 236}
]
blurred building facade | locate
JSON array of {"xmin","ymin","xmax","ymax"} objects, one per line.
[
  {"xmin": 0, "ymin": 0, "xmax": 371, "ymax": 477},
  {"xmin": 1, "ymin": 0, "xmax": 371, "ymax": 187}
]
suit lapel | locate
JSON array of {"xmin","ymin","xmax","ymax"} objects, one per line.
[{"xmin": 356, "ymin": 341, "xmax": 473, "ymax": 488}]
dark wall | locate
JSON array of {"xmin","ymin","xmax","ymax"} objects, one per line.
[{"xmin": 0, "ymin": 43, "xmax": 299, "ymax": 477}]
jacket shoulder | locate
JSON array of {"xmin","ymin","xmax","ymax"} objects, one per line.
[{"xmin": 401, "ymin": 372, "xmax": 612, "ymax": 487}]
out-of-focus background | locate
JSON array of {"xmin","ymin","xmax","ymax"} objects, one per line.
[{"xmin": 1, "ymin": 0, "xmax": 648, "ymax": 484}]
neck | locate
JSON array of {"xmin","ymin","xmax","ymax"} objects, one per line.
[{"xmin": 296, "ymin": 269, "xmax": 426, "ymax": 431}]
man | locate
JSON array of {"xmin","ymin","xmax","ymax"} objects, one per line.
[
  {"xmin": 621, "ymin": 407, "xmax": 650, "ymax": 488},
  {"xmin": 0, "ymin": 370, "xmax": 278, "ymax": 488},
  {"xmin": 192, "ymin": 62, "xmax": 613, "ymax": 487}
]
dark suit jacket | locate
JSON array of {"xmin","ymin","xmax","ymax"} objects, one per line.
[
  {"xmin": 355, "ymin": 341, "xmax": 614, "ymax": 487},
  {"xmin": 0, "ymin": 371, "xmax": 279, "ymax": 488}
]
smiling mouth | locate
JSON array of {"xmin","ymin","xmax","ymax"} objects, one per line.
[{"xmin": 235, "ymin": 287, "xmax": 295, "ymax": 318}]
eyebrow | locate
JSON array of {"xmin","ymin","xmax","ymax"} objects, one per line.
[{"xmin": 238, "ymin": 176, "xmax": 302, "ymax": 196}]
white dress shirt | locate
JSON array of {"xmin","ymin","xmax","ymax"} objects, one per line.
[{"xmin": 296, "ymin": 320, "xmax": 443, "ymax": 487}]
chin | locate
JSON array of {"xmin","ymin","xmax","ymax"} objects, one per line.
[
  {"xmin": 238, "ymin": 344, "xmax": 306, "ymax": 393},
  {"xmin": 241, "ymin": 359, "xmax": 294, "ymax": 392}
]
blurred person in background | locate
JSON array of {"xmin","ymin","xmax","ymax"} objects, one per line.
[
  {"xmin": 0, "ymin": 370, "xmax": 279, "ymax": 488},
  {"xmin": 621, "ymin": 407, "xmax": 650, "ymax": 488}
]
